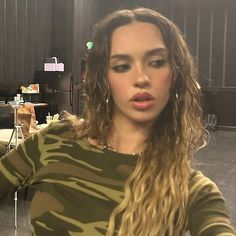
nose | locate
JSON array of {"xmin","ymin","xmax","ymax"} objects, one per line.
[{"xmin": 133, "ymin": 64, "xmax": 150, "ymax": 88}]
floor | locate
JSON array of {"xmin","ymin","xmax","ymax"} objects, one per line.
[
  {"xmin": 196, "ymin": 130, "xmax": 236, "ymax": 227},
  {"xmin": 0, "ymin": 130, "xmax": 236, "ymax": 236},
  {"xmin": 0, "ymin": 193, "xmax": 31, "ymax": 236}
]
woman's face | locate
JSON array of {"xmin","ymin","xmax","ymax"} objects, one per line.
[{"xmin": 107, "ymin": 21, "xmax": 173, "ymax": 126}]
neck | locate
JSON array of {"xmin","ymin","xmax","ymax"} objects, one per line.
[{"xmin": 107, "ymin": 117, "xmax": 152, "ymax": 154}]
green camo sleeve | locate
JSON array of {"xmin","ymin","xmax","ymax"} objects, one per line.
[
  {"xmin": 0, "ymin": 125, "xmax": 49, "ymax": 199},
  {"xmin": 188, "ymin": 170, "xmax": 236, "ymax": 235}
]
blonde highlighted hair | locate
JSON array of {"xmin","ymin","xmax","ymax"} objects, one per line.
[{"xmin": 69, "ymin": 7, "xmax": 207, "ymax": 236}]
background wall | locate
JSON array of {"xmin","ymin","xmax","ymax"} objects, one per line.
[
  {"xmin": 0, "ymin": 0, "xmax": 236, "ymax": 125},
  {"xmin": 0, "ymin": 0, "xmax": 52, "ymax": 84},
  {"xmin": 0, "ymin": 0, "xmax": 106, "ymax": 85}
]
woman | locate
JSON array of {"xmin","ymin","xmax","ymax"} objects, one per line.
[{"xmin": 0, "ymin": 7, "xmax": 235, "ymax": 236}]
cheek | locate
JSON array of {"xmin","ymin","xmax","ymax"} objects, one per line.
[
  {"xmin": 110, "ymin": 83, "xmax": 128, "ymax": 105},
  {"xmin": 162, "ymin": 68, "xmax": 173, "ymax": 85},
  {"xmin": 153, "ymin": 70, "xmax": 173, "ymax": 91},
  {"xmin": 108, "ymin": 80, "xmax": 120, "ymax": 97},
  {"xmin": 107, "ymin": 73, "xmax": 128, "ymax": 97}
]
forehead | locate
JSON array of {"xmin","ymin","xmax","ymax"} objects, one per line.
[{"xmin": 110, "ymin": 21, "xmax": 166, "ymax": 54}]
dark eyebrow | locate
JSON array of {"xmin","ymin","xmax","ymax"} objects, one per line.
[
  {"xmin": 110, "ymin": 48, "xmax": 168, "ymax": 61},
  {"xmin": 144, "ymin": 48, "xmax": 168, "ymax": 58},
  {"xmin": 110, "ymin": 54, "xmax": 131, "ymax": 60}
]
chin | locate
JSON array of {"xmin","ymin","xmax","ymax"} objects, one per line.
[{"xmin": 131, "ymin": 114, "xmax": 160, "ymax": 125}]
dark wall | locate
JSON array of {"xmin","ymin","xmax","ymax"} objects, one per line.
[
  {"xmin": 0, "ymin": 0, "xmax": 106, "ymax": 85},
  {"xmin": 72, "ymin": 0, "xmax": 107, "ymax": 84},
  {"xmin": 1, "ymin": 0, "xmax": 236, "ymax": 87},
  {"xmin": 203, "ymin": 88, "xmax": 236, "ymax": 127},
  {"xmin": 51, "ymin": 0, "xmax": 74, "ymax": 72},
  {"xmin": 1, "ymin": 0, "xmax": 235, "ymax": 88},
  {"xmin": 0, "ymin": 0, "xmax": 107, "ymax": 114},
  {"xmin": 0, "ymin": 0, "xmax": 52, "ymax": 84}
]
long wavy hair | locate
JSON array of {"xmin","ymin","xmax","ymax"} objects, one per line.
[{"xmin": 70, "ymin": 7, "xmax": 208, "ymax": 236}]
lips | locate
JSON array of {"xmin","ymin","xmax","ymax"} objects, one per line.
[
  {"xmin": 131, "ymin": 92, "xmax": 154, "ymax": 101},
  {"xmin": 130, "ymin": 92, "xmax": 155, "ymax": 110}
]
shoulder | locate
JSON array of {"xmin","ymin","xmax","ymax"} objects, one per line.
[
  {"xmin": 188, "ymin": 170, "xmax": 236, "ymax": 235},
  {"xmin": 188, "ymin": 169, "xmax": 222, "ymax": 207},
  {"xmin": 46, "ymin": 120, "xmax": 74, "ymax": 137},
  {"xmin": 18, "ymin": 120, "xmax": 76, "ymax": 150},
  {"xmin": 189, "ymin": 169, "xmax": 219, "ymax": 192}
]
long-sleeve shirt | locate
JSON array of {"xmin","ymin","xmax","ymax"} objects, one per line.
[{"xmin": 0, "ymin": 121, "xmax": 235, "ymax": 235}]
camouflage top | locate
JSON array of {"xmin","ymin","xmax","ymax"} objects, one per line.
[{"xmin": 0, "ymin": 121, "xmax": 235, "ymax": 235}]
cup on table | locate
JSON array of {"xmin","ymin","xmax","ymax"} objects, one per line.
[{"xmin": 46, "ymin": 115, "xmax": 53, "ymax": 124}]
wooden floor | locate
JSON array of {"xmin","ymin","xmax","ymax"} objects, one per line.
[{"xmin": 0, "ymin": 130, "xmax": 236, "ymax": 235}]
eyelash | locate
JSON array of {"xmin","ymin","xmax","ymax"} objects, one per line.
[
  {"xmin": 111, "ymin": 59, "xmax": 167, "ymax": 73},
  {"xmin": 111, "ymin": 64, "xmax": 130, "ymax": 73},
  {"xmin": 149, "ymin": 59, "xmax": 167, "ymax": 68}
]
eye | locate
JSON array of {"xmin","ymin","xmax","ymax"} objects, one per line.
[
  {"xmin": 149, "ymin": 59, "xmax": 167, "ymax": 68},
  {"xmin": 111, "ymin": 64, "xmax": 130, "ymax": 73}
]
